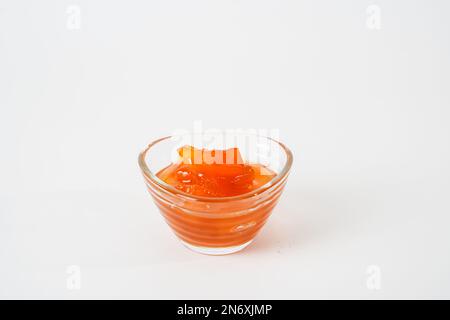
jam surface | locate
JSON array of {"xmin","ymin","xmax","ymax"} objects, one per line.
[{"xmin": 156, "ymin": 146, "xmax": 276, "ymax": 197}]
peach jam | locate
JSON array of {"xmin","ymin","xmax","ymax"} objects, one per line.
[
  {"xmin": 139, "ymin": 134, "xmax": 293, "ymax": 254},
  {"xmin": 139, "ymin": 141, "xmax": 291, "ymax": 253},
  {"xmin": 156, "ymin": 146, "xmax": 276, "ymax": 197}
]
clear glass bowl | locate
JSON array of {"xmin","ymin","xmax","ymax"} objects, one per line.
[{"xmin": 138, "ymin": 132, "xmax": 293, "ymax": 255}]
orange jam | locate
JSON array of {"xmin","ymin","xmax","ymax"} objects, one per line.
[
  {"xmin": 151, "ymin": 145, "xmax": 279, "ymax": 249},
  {"xmin": 157, "ymin": 146, "xmax": 276, "ymax": 197}
]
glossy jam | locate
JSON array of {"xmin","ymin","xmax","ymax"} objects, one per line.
[
  {"xmin": 157, "ymin": 146, "xmax": 276, "ymax": 197},
  {"xmin": 152, "ymin": 146, "xmax": 280, "ymax": 249}
]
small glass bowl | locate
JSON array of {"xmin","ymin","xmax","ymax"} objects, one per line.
[{"xmin": 138, "ymin": 132, "xmax": 293, "ymax": 255}]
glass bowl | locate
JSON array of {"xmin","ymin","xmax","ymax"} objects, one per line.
[{"xmin": 138, "ymin": 132, "xmax": 293, "ymax": 255}]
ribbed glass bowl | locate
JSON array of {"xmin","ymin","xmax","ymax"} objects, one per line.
[{"xmin": 138, "ymin": 132, "xmax": 293, "ymax": 255}]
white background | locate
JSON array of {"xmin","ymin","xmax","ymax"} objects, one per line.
[{"xmin": 1, "ymin": 0, "xmax": 450, "ymax": 299}]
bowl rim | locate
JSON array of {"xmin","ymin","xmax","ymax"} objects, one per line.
[{"xmin": 138, "ymin": 134, "xmax": 293, "ymax": 203}]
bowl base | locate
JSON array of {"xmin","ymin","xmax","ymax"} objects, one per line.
[{"xmin": 181, "ymin": 240, "xmax": 253, "ymax": 255}]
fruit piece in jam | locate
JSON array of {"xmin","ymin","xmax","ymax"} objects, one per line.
[{"xmin": 156, "ymin": 146, "xmax": 276, "ymax": 197}]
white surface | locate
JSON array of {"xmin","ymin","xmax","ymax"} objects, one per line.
[{"xmin": 1, "ymin": 0, "xmax": 450, "ymax": 299}]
